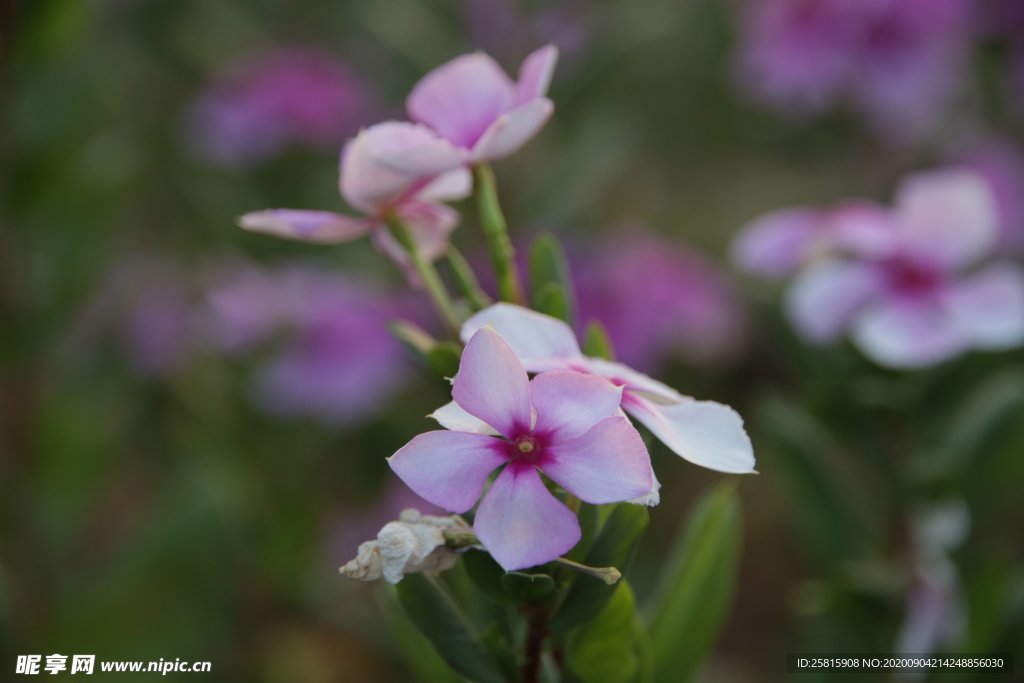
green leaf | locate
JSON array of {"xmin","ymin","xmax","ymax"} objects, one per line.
[
  {"xmin": 550, "ymin": 504, "xmax": 648, "ymax": 633},
  {"xmin": 426, "ymin": 342, "xmax": 462, "ymax": 379},
  {"xmin": 394, "ymin": 575, "xmax": 507, "ymax": 683},
  {"xmin": 647, "ymin": 483, "xmax": 742, "ymax": 683},
  {"xmin": 389, "ymin": 320, "xmax": 436, "ymax": 356},
  {"xmin": 383, "ymin": 588, "xmax": 462, "ymax": 683},
  {"xmin": 583, "ymin": 321, "xmax": 615, "ymax": 360},
  {"xmin": 501, "ymin": 572, "xmax": 557, "ymax": 602},
  {"xmin": 446, "ymin": 248, "xmax": 492, "ymax": 311},
  {"xmin": 462, "ymin": 548, "xmax": 513, "ymax": 604},
  {"xmin": 566, "ymin": 581, "xmax": 642, "ymax": 683},
  {"xmin": 529, "ymin": 232, "xmax": 575, "ymax": 324},
  {"xmin": 756, "ymin": 395, "xmax": 870, "ymax": 563}
]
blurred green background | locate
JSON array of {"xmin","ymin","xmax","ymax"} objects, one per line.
[{"xmin": 3, "ymin": 0, "xmax": 1023, "ymax": 681}]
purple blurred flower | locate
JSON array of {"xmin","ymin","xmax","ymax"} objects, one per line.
[
  {"xmin": 206, "ymin": 264, "xmax": 413, "ymax": 427},
  {"xmin": 743, "ymin": 169, "xmax": 1024, "ymax": 368},
  {"xmin": 736, "ymin": 0, "xmax": 972, "ymax": 137},
  {"xmin": 463, "ymin": 0, "xmax": 592, "ymax": 68},
  {"xmin": 574, "ymin": 232, "xmax": 747, "ymax": 370},
  {"xmin": 77, "ymin": 254, "xmax": 196, "ymax": 377},
  {"xmin": 957, "ymin": 142, "xmax": 1024, "ymax": 252},
  {"xmin": 187, "ymin": 47, "xmax": 371, "ymax": 167}
]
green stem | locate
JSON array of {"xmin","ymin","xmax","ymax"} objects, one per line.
[
  {"xmin": 473, "ymin": 164, "xmax": 525, "ymax": 304},
  {"xmin": 384, "ymin": 213, "xmax": 462, "ymax": 336},
  {"xmin": 551, "ymin": 557, "xmax": 621, "ymax": 586},
  {"xmin": 446, "ymin": 247, "xmax": 493, "ymax": 311}
]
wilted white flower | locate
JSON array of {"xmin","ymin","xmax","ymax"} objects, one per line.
[{"xmin": 339, "ymin": 509, "xmax": 470, "ymax": 584}]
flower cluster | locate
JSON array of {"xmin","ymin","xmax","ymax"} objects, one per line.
[
  {"xmin": 236, "ymin": 46, "xmax": 755, "ymax": 575},
  {"xmin": 238, "ymin": 46, "xmax": 558, "ymax": 277},
  {"xmin": 733, "ymin": 169, "xmax": 1024, "ymax": 368}
]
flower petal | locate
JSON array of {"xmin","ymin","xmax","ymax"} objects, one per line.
[
  {"xmin": 417, "ymin": 168, "xmax": 473, "ymax": 203},
  {"xmin": 461, "ymin": 303, "xmax": 583, "ymax": 371},
  {"xmin": 407, "ymin": 52, "xmax": 516, "ymax": 149},
  {"xmin": 895, "ymin": 169, "xmax": 998, "ymax": 268},
  {"xmin": 453, "ymin": 327, "xmax": 533, "ymax": 438},
  {"xmin": 944, "ymin": 264, "xmax": 1024, "ymax": 349},
  {"xmin": 516, "ymin": 45, "xmax": 558, "ymax": 104},
  {"xmin": 784, "ymin": 259, "xmax": 884, "ymax": 343},
  {"xmin": 469, "ymin": 98, "xmax": 554, "ymax": 162},
  {"xmin": 529, "ymin": 371, "xmax": 623, "ymax": 442},
  {"xmin": 851, "ymin": 297, "xmax": 967, "ymax": 368},
  {"xmin": 622, "ymin": 393, "xmax": 756, "ymax": 474},
  {"xmin": 542, "ymin": 416, "xmax": 653, "ymax": 504},
  {"xmin": 238, "ymin": 209, "xmax": 371, "ymax": 243},
  {"xmin": 474, "ymin": 464, "xmax": 580, "ymax": 571},
  {"xmin": 428, "ymin": 401, "xmax": 500, "ymax": 436},
  {"xmin": 579, "ymin": 357, "xmax": 683, "ymax": 404},
  {"xmin": 731, "ymin": 208, "xmax": 822, "ymax": 277},
  {"xmin": 388, "ymin": 431, "xmax": 506, "ymax": 513},
  {"xmin": 340, "ymin": 122, "xmax": 464, "ymax": 212}
]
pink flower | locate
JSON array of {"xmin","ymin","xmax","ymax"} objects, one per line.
[
  {"xmin": 783, "ymin": 170, "xmax": 1024, "ymax": 367},
  {"xmin": 736, "ymin": 0, "xmax": 972, "ymax": 138},
  {"xmin": 187, "ymin": 47, "xmax": 371, "ymax": 167},
  {"xmin": 389, "ymin": 327, "xmax": 654, "ymax": 570},
  {"xmin": 239, "ymin": 122, "xmax": 471, "ymax": 276},
  {"xmin": 441, "ymin": 304, "xmax": 756, "ymax": 475},
  {"xmin": 405, "ymin": 46, "xmax": 558, "ymax": 162},
  {"xmin": 574, "ymin": 232, "xmax": 746, "ymax": 370}
]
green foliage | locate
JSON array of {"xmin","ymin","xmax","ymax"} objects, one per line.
[
  {"xmin": 394, "ymin": 575, "xmax": 509, "ymax": 683},
  {"xmin": 529, "ymin": 232, "xmax": 576, "ymax": 324},
  {"xmin": 647, "ymin": 483, "xmax": 742, "ymax": 683},
  {"xmin": 583, "ymin": 321, "xmax": 616, "ymax": 360},
  {"xmin": 501, "ymin": 572, "xmax": 557, "ymax": 602},
  {"xmin": 551, "ymin": 504, "xmax": 649, "ymax": 634},
  {"xmin": 566, "ymin": 581, "xmax": 644, "ymax": 683}
]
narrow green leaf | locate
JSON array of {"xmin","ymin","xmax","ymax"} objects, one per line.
[
  {"xmin": 447, "ymin": 248, "xmax": 493, "ymax": 311},
  {"xmin": 382, "ymin": 588, "xmax": 462, "ymax": 683},
  {"xmin": 582, "ymin": 321, "xmax": 615, "ymax": 360},
  {"xmin": 566, "ymin": 581, "xmax": 642, "ymax": 683},
  {"xmin": 550, "ymin": 504, "xmax": 648, "ymax": 633},
  {"xmin": 394, "ymin": 575, "xmax": 507, "ymax": 683},
  {"xmin": 647, "ymin": 483, "xmax": 742, "ymax": 683},
  {"xmin": 529, "ymin": 232, "xmax": 576, "ymax": 324}
]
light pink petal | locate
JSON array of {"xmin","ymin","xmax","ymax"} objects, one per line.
[
  {"xmin": 388, "ymin": 430, "xmax": 506, "ymax": 513},
  {"xmin": 516, "ymin": 45, "xmax": 558, "ymax": 104},
  {"xmin": 416, "ymin": 168, "xmax": 473, "ymax": 203},
  {"xmin": 461, "ymin": 303, "xmax": 583, "ymax": 372},
  {"xmin": 529, "ymin": 371, "xmax": 623, "ymax": 442},
  {"xmin": 731, "ymin": 208, "xmax": 823, "ymax": 277},
  {"xmin": 826, "ymin": 201, "xmax": 900, "ymax": 259},
  {"xmin": 469, "ymin": 98, "xmax": 554, "ymax": 162},
  {"xmin": 453, "ymin": 327, "xmax": 533, "ymax": 438},
  {"xmin": 474, "ymin": 464, "xmax": 580, "ymax": 571},
  {"xmin": 851, "ymin": 298, "xmax": 968, "ymax": 369},
  {"xmin": 407, "ymin": 52, "xmax": 516, "ymax": 149},
  {"xmin": 541, "ymin": 416, "xmax": 653, "ymax": 504},
  {"xmin": 895, "ymin": 169, "xmax": 998, "ymax": 268},
  {"xmin": 784, "ymin": 259, "xmax": 884, "ymax": 343},
  {"xmin": 622, "ymin": 393, "xmax": 756, "ymax": 474},
  {"xmin": 943, "ymin": 264, "xmax": 1024, "ymax": 350},
  {"xmin": 428, "ymin": 401, "xmax": 500, "ymax": 436},
  {"xmin": 578, "ymin": 357, "xmax": 683, "ymax": 404},
  {"xmin": 238, "ymin": 210, "xmax": 371, "ymax": 243},
  {"xmin": 340, "ymin": 122, "xmax": 464, "ymax": 212}
]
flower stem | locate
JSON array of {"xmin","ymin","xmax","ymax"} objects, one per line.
[
  {"xmin": 473, "ymin": 164, "xmax": 525, "ymax": 304},
  {"xmin": 384, "ymin": 213, "xmax": 462, "ymax": 336},
  {"xmin": 522, "ymin": 608, "xmax": 547, "ymax": 683},
  {"xmin": 552, "ymin": 557, "xmax": 622, "ymax": 585},
  {"xmin": 446, "ymin": 247, "xmax": 493, "ymax": 311}
]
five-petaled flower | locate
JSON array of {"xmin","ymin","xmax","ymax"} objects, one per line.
[
  {"xmin": 238, "ymin": 121, "xmax": 470, "ymax": 278},
  {"xmin": 405, "ymin": 46, "xmax": 558, "ymax": 163},
  {"xmin": 389, "ymin": 327, "xmax": 654, "ymax": 571},
  {"xmin": 432, "ymin": 304, "xmax": 756, "ymax": 475},
  {"xmin": 767, "ymin": 169, "xmax": 1024, "ymax": 368}
]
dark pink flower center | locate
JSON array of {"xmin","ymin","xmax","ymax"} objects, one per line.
[
  {"xmin": 508, "ymin": 433, "xmax": 546, "ymax": 466},
  {"xmin": 883, "ymin": 257, "xmax": 944, "ymax": 299}
]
